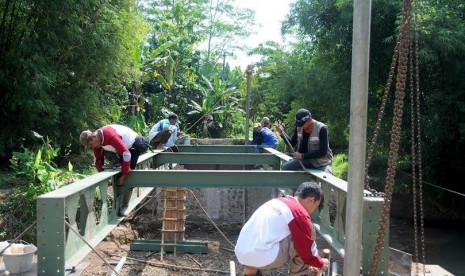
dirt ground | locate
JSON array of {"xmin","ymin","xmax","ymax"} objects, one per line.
[
  {"xmin": 70, "ymin": 190, "xmax": 424, "ymax": 276},
  {"xmin": 78, "ymin": 211, "xmax": 342, "ymax": 276},
  {"xmin": 79, "ymin": 219, "xmax": 266, "ymax": 275},
  {"xmin": 1, "ymin": 208, "xmax": 444, "ymax": 275}
]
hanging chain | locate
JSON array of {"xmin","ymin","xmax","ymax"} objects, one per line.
[
  {"xmin": 364, "ymin": 41, "xmax": 399, "ymax": 197},
  {"xmin": 410, "ymin": 0, "xmax": 426, "ymax": 273},
  {"xmin": 413, "ymin": 0, "xmax": 427, "ymax": 271},
  {"xmin": 409, "ymin": 23, "xmax": 420, "ymax": 274},
  {"xmin": 369, "ymin": 0, "xmax": 412, "ymax": 274}
]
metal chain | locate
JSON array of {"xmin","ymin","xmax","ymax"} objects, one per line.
[
  {"xmin": 369, "ymin": 0, "xmax": 412, "ymax": 274},
  {"xmin": 408, "ymin": 27, "xmax": 420, "ymax": 274},
  {"xmin": 364, "ymin": 41, "xmax": 399, "ymax": 196},
  {"xmin": 414, "ymin": 0, "xmax": 427, "ymax": 270}
]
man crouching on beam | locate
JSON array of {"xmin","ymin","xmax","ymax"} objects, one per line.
[{"xmin": 235, "ymin": 181, "xmax": 329, "ymax": 276}]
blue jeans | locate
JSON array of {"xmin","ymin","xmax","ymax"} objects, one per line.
[
  {"xmin": 255, "ymin": 143, "xmax": 278, "ymax": 153},
  {"xmin": 282, "ymin": 158, "xmax": 332, "ymax": 173}
]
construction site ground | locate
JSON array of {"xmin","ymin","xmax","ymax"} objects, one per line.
[
  {"xmin": 0, "ymin": 214, "xmax": 459, "ymax": 275},
  {"xmin": 73, "ymin": 211, "xmax": 344, "ymax": 276},
  {"xmin": 64, "ymin": 214, "xmax": 460, "ymax": 276}
]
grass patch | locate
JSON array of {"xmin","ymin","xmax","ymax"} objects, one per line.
[{"xmin": 0, "ymin": 170, "xmax": 29, "ymax": 189}]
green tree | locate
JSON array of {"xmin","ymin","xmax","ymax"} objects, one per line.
[
  {"xmin": 0, "ymin": 0, "xmax": 148, "ymax": 161},
  {"xmin": 140, "ymin": 0, "xmax": 207, "ymax": 124},
  {"xmin": 255, "ymin": 0, "xmax": 465, "ymax": 205},
  {"xmin": 281, "ymin": 0, "xmax": 401, "ymax": 148},
  {"xmin": 415, "ymin": 0, "xmax": 465, "ymax": 194},
  {"xmin": 203, "ymin": 0, "xmax": 255, "ymax": 72},
  {"xmin": 139, "ymin": 0, "xmax": 254, "ymax": 137},
  {"xmin": 187, "ymin": 73, "xmax": 244, "ymax": 137},
  {"xmin": 247, "ymin": 41, "xmax": 306, "ymax": 125}
]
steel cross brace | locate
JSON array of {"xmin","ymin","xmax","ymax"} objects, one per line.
[
  {"xmin": 122, "ymin": 170, "xmax": 312, "ymax": 190},
  {"xmin": 176, "ymin": 145, "xmax": 256, "ymax": 153},
  {"xmin": 153, "ymin": 152, "xmax": 281, "ymax": 168}
]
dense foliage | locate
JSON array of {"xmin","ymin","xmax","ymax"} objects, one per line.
[
  {"xmin": 250, "ymin": 0, "xmax": 465, "ymax": 207},
  {"xmin": 0, "ymin": 133, "xmax": 87, "ymax": 240},
  {"xmin": 0, "ymin": 0, "xmax": 255, "ymax": 240},
  {"xmin": 0, "ymin": 0, "xmax": 147, "ymax": 162},
  {"xmin": 138, "ymin": 0, "xmax": 253, "ymax": 138},
  {"xmin": 0, "ymin": 0, "xmax": 254, "ymax": 164}
]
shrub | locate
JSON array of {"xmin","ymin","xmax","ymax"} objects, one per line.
[
  {"xmin": 332, "ymin": 153, "xmax": 349, "ymax": 180},
  {"xmin": 0, "ymin": 132, "xmax": 84, "ymax": 241}
]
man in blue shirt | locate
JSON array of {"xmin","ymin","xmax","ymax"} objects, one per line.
[
  {"xmin": 252, "ymin": 123, "xmax": 279, "ymax": 153},
  {"xmin": 148, "ymin": 114, "xmax": 179, "ymax": 150}
]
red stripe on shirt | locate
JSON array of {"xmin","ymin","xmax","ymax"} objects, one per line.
[{"xmin": 276, "ymin": 197, "xmax": 323, "ymax": 268}]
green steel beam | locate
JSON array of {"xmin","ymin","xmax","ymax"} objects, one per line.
[
  {"xmin": 153, "ymin": 152, "xmax": 280, "ymax": 167},
  {"xmin": 123, "ymin": 170, "xmax": 312, "ymax": 189},
  {"xmin": 36, "ymin": 153, "xmax": 156, "ymax": 275},
  {"xmin": 130, "ymin": 240, "xmax": 208, "ymax": 254},
  {"xmin": 362, "ymin": 197, "xmax": 388, "ymax": 275},
  {"xmin": 37, "ymin": 197, "xmax": 66, "ymax": 275},
  {"xmin": 177, "ymin": 145, "xmax": 256, "ymax": 153},
  {"xmin": 264, "ymin": 148, "xmax": 292, "ymax": 162},
  {"xmin": 38, "ymin": 171, "xmax": 119, "ymax": 198}
]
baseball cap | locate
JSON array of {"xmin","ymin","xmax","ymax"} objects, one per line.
[
  {"xmin": 253, "ymin": 123, "xmax": 262, "ymax": 128},
  {"xmin": 295, "ymin": 109, "xmax": 312, "ymax": 127},
  {"xmin": 79, "ymin": 130, "xmax": 93, "ymax": 148}
]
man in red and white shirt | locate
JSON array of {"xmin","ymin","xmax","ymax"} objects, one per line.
[
  {"xmin": 80, "ymin": 125, "xmax": 149, "ymax": 216},
  {"xmin": 235, "ymin": 182, "xmax": 329, "ymax": 276},
  {"xmin": 80, "ymin": 124, "xmax": 149, "ymax": 185}
]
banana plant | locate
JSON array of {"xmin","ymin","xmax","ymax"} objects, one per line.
[
  {"xmin": 142, "ymin": 37, "xmax": 183, "ymax": 91},
  {"xmin": 187, "ymin": 73, "xmax": 243, "ymax": 137}
]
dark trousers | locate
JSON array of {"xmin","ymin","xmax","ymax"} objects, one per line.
[
  {"xmin": 282, "ymin": 159, "xmax": 332, "ymax": 174},
  {"xmin": 149, "ymin": 129, "xmax": 172, "ymax": 149},
  {"xmin": 104, "ymin": 135, "xmax": 149, "ymax": 169},
  {"xmin": 105, "ymin": 135, "xmax": 149, "ymax": 208},
  {"xmin": 129, "ymin": 135, "xmax": 150, "ymax": 168}
]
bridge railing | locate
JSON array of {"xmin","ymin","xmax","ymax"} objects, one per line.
[
  {"xmin": 265, "ymin": 148, "xmax": 388, "ymax": 275},
  {"xmin": 36, "ymin": 145, "xmax": 387, "ymax": 275},
  {"xmin": 36, "ymin": 152, "xmax": 158, "ymax": 275}
]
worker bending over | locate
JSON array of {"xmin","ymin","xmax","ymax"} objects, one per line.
[{"xmin": 235, "ymin": 181, "xmax": 329, "ymax": 276}]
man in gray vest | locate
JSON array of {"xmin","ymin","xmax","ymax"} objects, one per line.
[{"xmin": 276, "ymin": 108, "xmax": 333, "ymax": 173}]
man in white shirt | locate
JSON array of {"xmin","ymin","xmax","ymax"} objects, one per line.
[
  {"xmin": 235, "ymin": 182, "xmax": 329, "ymax": 275},
  {"xmin": 148, "ymin": 114, "xmax": 179, "ymax": 150}
]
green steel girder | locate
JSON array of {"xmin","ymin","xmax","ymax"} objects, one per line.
[
  {"xmin": 37, "ymin": 197, "xmax": 66, "ymax": 275},
  {"xmin": 123, "ymin": 170, "xmax": 311, "ymax": 189},
  {"xmin": 177, "ymin": 145, "xmax": 256, "ymax": 153},
  {"xmin": 362, "ymin": 197, "xmax": 388, "ymax": 275},
  {"xmin": 153, "ymin": 152, "xmax": 280, "ymax": 167},
  {"xmin": 130, "ymin": 240, "xmax": 208, "ymax": 254}
]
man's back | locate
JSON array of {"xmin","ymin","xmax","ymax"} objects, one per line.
[
  {"xmin": 235, "ymin": 197, "xmax": 307, "ymax": 267},
  {"xmin": 260, "ymin": 127, "xmax": 278, "ymax": 145}
]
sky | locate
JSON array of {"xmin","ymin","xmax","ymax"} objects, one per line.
[{"xmin": 229, "ymin": 0, "xmax": 294, "ymax": 69}]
